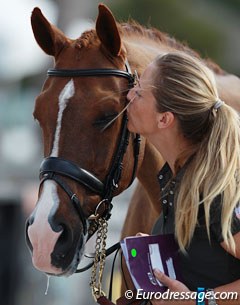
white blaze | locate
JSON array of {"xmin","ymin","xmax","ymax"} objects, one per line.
[
  {"xmin": 51, "ymin": 79, "xmax": 75, "ymax": 157},
  {"xmin": 28, "ymin": 80, "xmax": 75, "ymax": 273}
]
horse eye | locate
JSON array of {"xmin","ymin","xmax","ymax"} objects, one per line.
[{"xmin": 93, "ymin": 113, "xmax": 118, "ymax": 129}]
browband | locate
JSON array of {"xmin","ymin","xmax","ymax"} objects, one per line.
[{"xmin": 47, "ymin": 68, "xmax": 135, "ymax": 85}]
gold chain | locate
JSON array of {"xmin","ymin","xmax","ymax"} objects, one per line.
[{"xmin": 90, "ymin": 218, "xmax": 108, "ymax": 301}]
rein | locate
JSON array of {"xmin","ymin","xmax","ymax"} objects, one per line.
[{"xmin": 39, "ymin": 61, "xmax": 141, "ymax": 300}]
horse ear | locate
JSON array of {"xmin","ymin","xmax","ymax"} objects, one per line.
[
  {"xmin": 31, "ymin": 7, "xmax": 67, "ymax": 57},
  {"xmin": 96, "ymin": 4, "xmax": 121, "ymax": 57}
]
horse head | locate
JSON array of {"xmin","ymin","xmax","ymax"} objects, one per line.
[{"xmin": 25, "ymin": 4, "xmax": 143, "ymax": 276}]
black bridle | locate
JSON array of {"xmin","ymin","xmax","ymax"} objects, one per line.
[{"xmin": 39, "ymin": 61, "xmax": 141, "ymax": 240}]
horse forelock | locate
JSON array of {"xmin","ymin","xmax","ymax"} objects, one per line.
[{"xmin": 75, "ymin": 29, "xmax": 98, "ymax": 49}]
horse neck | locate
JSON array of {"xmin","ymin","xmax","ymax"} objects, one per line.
[{"xmin": 216, "ymin": 74, "xmax": 240, "ymax": 112}]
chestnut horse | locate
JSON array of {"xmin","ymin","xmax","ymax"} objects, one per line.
[{"xmin": 25, "ymin": 3, "xmax": 240, "ymax": 297}]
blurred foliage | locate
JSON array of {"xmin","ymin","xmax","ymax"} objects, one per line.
[
  {"xmin": 105, "ymin": 0, "xmax": 239, "ymax": 74},
  {"xmin": 211, "ymin": 0, "xmax": 240, "ymax": 12}
]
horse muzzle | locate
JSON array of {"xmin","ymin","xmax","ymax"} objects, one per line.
[{"xmin": 25, "ymin": 200, "xmax": 86, "ymax": 276}]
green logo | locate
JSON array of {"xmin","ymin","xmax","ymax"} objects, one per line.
[{"xmin": 131, "ymin": 248, "xmax": 137, "ymax": 257}]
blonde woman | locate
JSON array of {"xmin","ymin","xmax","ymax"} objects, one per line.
[{"xmin": 127, "ymin": 52, "xmax": 240, "ymax": 305}]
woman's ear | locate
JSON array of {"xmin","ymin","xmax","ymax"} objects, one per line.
[{"xmin": 157, "ymin": 112, "xmax": 175, "ymax": 129}]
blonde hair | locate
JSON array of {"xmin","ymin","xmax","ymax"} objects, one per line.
[{"xmin": 152, "ymin": 52, "xmax": 240, "ymax": 253}]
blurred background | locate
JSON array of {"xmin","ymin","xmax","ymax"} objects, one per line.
[{"xmin": 0, "ymin": 0, "xmax": 239, "ymax": 305}]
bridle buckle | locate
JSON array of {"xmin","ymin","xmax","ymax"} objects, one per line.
[{"xmin": 88, "ymin": 199, "xmax": 109, "ymax": 221}]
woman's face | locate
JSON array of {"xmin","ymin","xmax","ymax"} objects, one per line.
[{"xmin": 127, "ymin": 63, "xmax": 159, "ymax": 136}]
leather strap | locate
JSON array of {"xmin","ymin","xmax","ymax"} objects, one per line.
[
  {"xmin": 75, "ymin": 242, "xmax": 120, "ymax": 273},
  {"xmin": 47, "ymin": 68, "xmax": 135, "ymax": 84},
  {"xmin": 40, "ymin": 173, "xmax": 88, "ymax": 235},
  {"xmin": 40, "ymin": 157, "xmax": 104, "ymax": 195}
]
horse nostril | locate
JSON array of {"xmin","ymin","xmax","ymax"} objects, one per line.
[
  {"xmin": 57, "ymin": 224, "xmax": 69, "ymax": 245},
  {"xmin": 52, "ymin": 224, "xmax": 74, "ymax": 267},
  {"xmin": 48, "ymin": 217, "xmax": 64, "ymax": 233},
  {"xmin": 25, "ymin": 218, "xmax": 33, "ymax": 251},
  {"xmin": 48, "ymin": 218, "xmax": 70, "ymax": 253},
  {"xmin": 27, "ymin": 215, "xmax": 35, "ymax": 226}
]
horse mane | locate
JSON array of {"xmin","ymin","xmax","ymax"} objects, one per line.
[
  {"xmin": 121, "ymin": 21, "xmax": 199, "ymax": 56},
  {"xmin": 76, "ymin": 21, "xmax": 225, "ymax": 75},
  {"xmin": 121, "ymin": 21, "xmax": 225, "ymax": 75}
]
